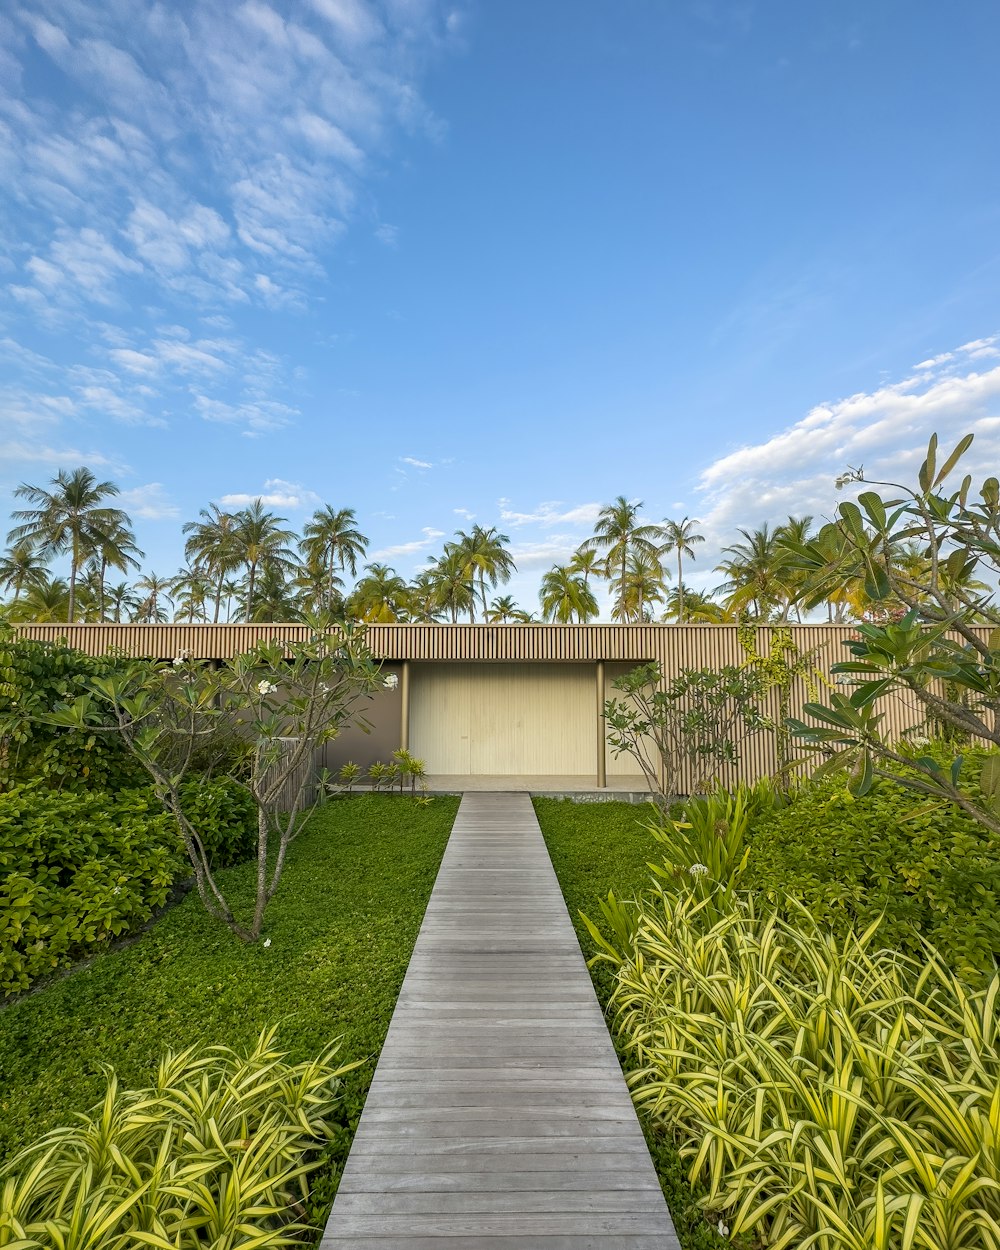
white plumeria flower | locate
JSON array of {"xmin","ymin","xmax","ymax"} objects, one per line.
[
  {"xmin": 717, "ymin": 1219, "xmax": 730, "ymax": 1237},
  {"xmin": 257, "ymin": 680, "xmax": 278, "ymax": 696},
  {"xmin": 112, "ymin": 886, "xmax": 122, "ymax": 895},
  {"xmin": 172, "ymin": 656, "xmax": 185, "ymax": 666},
  {"xmin": 383, "ymin": 673, "xmax": 399, "ymax": 690},
  {"xmin": 263, "ymin": 938, "xmax": 272, "ymax": 948},
  {"xmin": 688, "ymin": 863, "xmax": 710, "ymax": 876}
]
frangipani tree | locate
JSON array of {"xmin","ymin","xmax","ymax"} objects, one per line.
[
  {"xmin": 45, "ymin": 617, "xmax": 386, "ymax": 941},
  {"xmin": 784, "ymin": 432, "xmax": 1000, "ymax": 834}
]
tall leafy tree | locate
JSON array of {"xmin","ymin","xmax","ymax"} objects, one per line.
[
  {"xmin": 134, "ymin": 573, "xmax": 173, "ymax": 623},
  {"xmin": 300, "ymin": 506, "xmax": 368, "ymax": 610},
  {"xmin": 568, "ymin": 546, "xmax": 603, "ymax": 587},
  {"xmin": 406, "ymin": 570, "xmax": 447, "ymax": 623},
  {"xmin": 453, "ymin": 525, "xmax": 515, "ymax": 622},
  {"xmin": 233, "ymin": 501, "xmax": 297, "ymax": 622},
  {"xmin": 539, "ymin": 566, "xmax": 599, "ymax": 623},
  {"xmin": 582, "ymin": 497, "xmax": 663, "ymax": 622},
  {"xmin": 660, "ymin": 517, "xmax": 705, "ymax": 624},
  {"xmin": 486, "ymin": 595, "xmax": 531, "ymax": 623},
  {"xmin": 349, "ymin": 564, "xmax": 408, "ymax": 622},
  {"xmin": 426, "ymin": 544, "xmax": 476, "ymax": 624},
  {"xmin": 715, "ymin": 524, "xmax": 789, "ymax": 620},
  {"xmin": 610, "ymin": 548, "xmax": 668, "ymax": 621},
  {"xmin": 183, "ymin": 505, "xmax": 243, "ymax": 623},
  {"xmin": 8, "ymin": 468, "xmax": 127, "ymax": 621},
  {"xmin": 662, "ymin": 586, "xmax": 728, "ymax": 623},
  {"xmin": 89, "ymin": 518, "xmax": 143, "ymax": 621},
  {"xmin": 0, "ymin": 542, "xmax": 49, "ymax": 604},
  {"xmin": 5, "ymin": 577, "xmax": 71, "ymax": 623}
]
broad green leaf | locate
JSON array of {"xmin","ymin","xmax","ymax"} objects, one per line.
[{"xmin": 934, "ymin": 431, "xmax": 974, "ymax": 487}]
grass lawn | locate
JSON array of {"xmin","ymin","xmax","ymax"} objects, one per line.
[
  {"xmin": 535, "ymin": 796, "xmax": 730, "ymax": 1250},
  {"xmin": 0, "ymin": 793, "xmax": 458, "ymax": 1231}
]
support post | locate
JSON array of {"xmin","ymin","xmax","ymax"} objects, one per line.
[
  {"xmin": 596, "ymin": 660, "xmax": 606, "ymax": 789},
  {"xmin": 400, "ymin": 660, "xmax": 410, "ymax": 751}
]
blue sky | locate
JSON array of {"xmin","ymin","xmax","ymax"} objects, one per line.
[{"xmin": 2, "ymin": 0, "xmax": 999, "ymax": 615}]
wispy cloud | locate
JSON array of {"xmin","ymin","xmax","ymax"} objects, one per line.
[
  {"xmin": 372, "ymin": 526, "xmax": 445, "ymax": 559},
  {"xmin": 693, "ymin": 341, "xmax": 1000, "ymax": 565},
  {"xmin": 400, "ymin": 455, "xmax": 432, "ymax": 469},
  {"xmin": 118, "ymin": 482, "xmax": 180, "ymax": 519},
  {"xmin": 497, "ymin": 499, "xmax": 602, "ymax": 528},
  {"xmin": 217, "ymin": 479, "xmax": 321, "ymax": 510}
]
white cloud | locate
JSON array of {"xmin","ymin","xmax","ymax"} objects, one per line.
[
  {"xmin": 118, "ymin": 482, "xmax": 179, "ymax": 519},
  {"xmin": 497, "ymin": 499, "xmax": 603, "ymax": 529},
  {"xmin": 453, "ymin": 506, "xmax": 475, "ymax": 519},
  {"xmin": 694, "ymin": 346, "xmax": 1000, "ymax": 559},
  {"xmin": 195, "ymin": 394, "xmax": 298, "ymax": 433},
  {"xmin": 375, "ymin": 222, "xmax": 399, "ymax": 246},
  {"xmin": 400, "ymin": 455, "xmax": 432, "ymax": 469},
  {"xmin": 372, "ymin": 526, "xmax": 445, "ymax": 559},
  {"xmin": 0, "ymin": 440, "xmax": 119, "ymax": 469},
  {"xmin": 507, "ymin": 537, "xmax": 581, "ymax": 570},
  {"xmin": 216, "ymin": 478, "xmax": 321, "ymax": 509}
]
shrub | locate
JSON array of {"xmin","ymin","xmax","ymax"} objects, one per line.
[
  {"xmin": 587, "ymin": 891, "xmax": 1000, "ymax": 1250},
  {"xmin": 178, "ymin": 775, "xmax": 257, "ymax": 868},
  {"xmin": 0, "ymin": 1028, "xmax": 354, "ymax": 1248},
  {"xmin": 0, "ymin": 629, "xmax": 148, "ymax": 793},
  {"xmin": 0, "ymin": 785, "xmax": 185, "ymax": 997},
  {"xmin": 743, "ymin": 769, "xmax": 1000, "ymax": 978}
]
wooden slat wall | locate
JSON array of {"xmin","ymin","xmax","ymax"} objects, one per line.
[{"xmin": 12, "ymin": 623, "xmax": 990, "ymax": 787}]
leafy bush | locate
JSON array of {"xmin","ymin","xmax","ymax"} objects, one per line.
[
  {"xmin": 743, "ymin": 768, "xmax": 1000, "ymax": 978},
  {"xmin": 0, "ymin": 1028, "xmax": 354, "ymax": 1248},
  {"xmin": 178, "ymin": 775, "xmax": 257, "ymax": 868},
  {"xmin": 588, "ymin": 891, "xmax": 1000, "ymax": 1250},
  {"xmin": 0, "ymin": 785, "xmax": 185, "ymax": 997},
  {"xmin": 0, "ymin": 629, "xmax": 149, "ymax": 793}
]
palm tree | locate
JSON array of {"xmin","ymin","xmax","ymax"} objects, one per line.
[
  {"xmin": 300, "ymin": 506, "xmax": 368, "ymax": 610},
  {"xmin": 183, "ymin": 505, "xmax": 243, "ymax": 623},
  {"xmin": 134, "ymin": 573, "xmax": 173, "ymax": 623},
  {"xmin": 582, "ymin": 497, "xmax": 663, "ymax": 622},
  {"xmin": 232, "ymin": 501, "xmax": 297, "ymax": 622},
  {"xmin": 0, "ymin": 542, "xmax": 49, "ymax": 603},
  {"xmin": 426, "ymin": 545, "xmax": 475, "ymax": 624},
  {"xmin": 105, "ymin": 581, "xmax": 139, "ymax": 623},
  {"xmin": 610, "ymin": 548, "xmax": 668, "ymax": 621},
  {"xmin": 89, "ymin": 518, "xmax": 143, "ymax": 621},
  {"xmin": 539, "ymin": 566, "xmax": 599, "ymax": 623},
  {"xmin": 453, "ymin": 526, "xmax": 515, "ymax": 622},
  {"xmin": 5, "ymin": 577, "xmax": 71, "ymax": 622},
  {"xmin": 250, "ymin": 564, "xmax": 303, "ymax": 622},
  {"xmin": 171, "ymin": 565, "xmax": 212, "ymax": 622},
  {"xmin": 568, "ymin": 546, "xmax": 603, "ymax": 587},
  {"xmin": 406, "ymin": 570, "xmax": 447, "ymax": 623},
  {"xmin": 348, "ymin": 564, "xmax": 408, "ymax": 622},
  {"xmin": 662, "ymin": 587, "xmax": 728, "ymax": 623},
  {"xmin": 715, "ymin": 524, "xmax": 788, "ymax": 620},
  {"xmin": 8, "ymin": 468, "xmax": 127, "ymax": 621},
  {"xmin": 660, "ymin": 517, "xmax": 705, "ymax": 624},
  {"xmin": 773, "ymin": 516, "xmax": 815, "ymax": 621},
  {"xmin": 486, "ymin": 595, "xmax": 530, "ymax": 623}
]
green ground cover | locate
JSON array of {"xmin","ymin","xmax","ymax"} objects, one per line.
[
  {"xmin": 0, "ymin": 793, "xmax": 458, "ymax": 1231},
  {"xmin": 534, "ymin": 796, "xmax": 730, "ymax": 1250}
]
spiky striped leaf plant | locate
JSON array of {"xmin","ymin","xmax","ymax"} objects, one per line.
[
  {"xmin": 0, "ymin": 1028, "xmax": 357, "ymax": 1248},
  {"xmin": 585, "ymin": 892, "xmax": 1000, "ymax": 1248}
]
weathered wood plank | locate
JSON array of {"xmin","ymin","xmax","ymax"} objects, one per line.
[{"xmin": 321, "ymin": 792, "xmax": 679, "ymax": 1248}]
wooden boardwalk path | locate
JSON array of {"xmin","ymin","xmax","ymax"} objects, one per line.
[{"xmin": 321, "ymin": 792, "xmax": 679, "ymax": 1248}]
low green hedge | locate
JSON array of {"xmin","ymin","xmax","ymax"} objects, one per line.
[
  {"xmin": 0, "ymin": 785, "xmax": 183, "ymax": 997},
  {"xmin": 0, "ymin": 778, "xmax": 257, "ymax": 998},
  {"xmin": 744, "ymin": 772, "xmax": 1000, "ymax": 978}
]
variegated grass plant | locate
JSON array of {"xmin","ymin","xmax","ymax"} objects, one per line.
[
  {"xmin": 585, "ymin": 891, "xmax": 1000, "ymax": 1249},
  {"xmin": 0, "ymin": 1028, "xmax": 357, "ymax": 1249}
]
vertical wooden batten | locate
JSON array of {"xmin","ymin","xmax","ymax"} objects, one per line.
[
  {"xmin": 400, "ymin": 660, "xmax": 410, "ymax": 751},
  {"xmin": 596, "ymin": 660, "xmax": 606, "ymax": 788}
]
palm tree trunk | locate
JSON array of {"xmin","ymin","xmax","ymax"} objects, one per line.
[
  {"xmin": 677, "ymin": 551, "xmax": 684, "ymax": 624},
  {"xmin": 213, "ymin": 572, "xmax": 224, "ymax": 623},
  {"xmin": 98, "ymin": 555, "xmax": 107, "ymax": 622},
  {"xmin": 68, "ymin": 537, "xmax": 78, "ymax": 622},
  {"xmin": 246, "ymin": 563, "xmax": 256, "ymax": 621}
]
